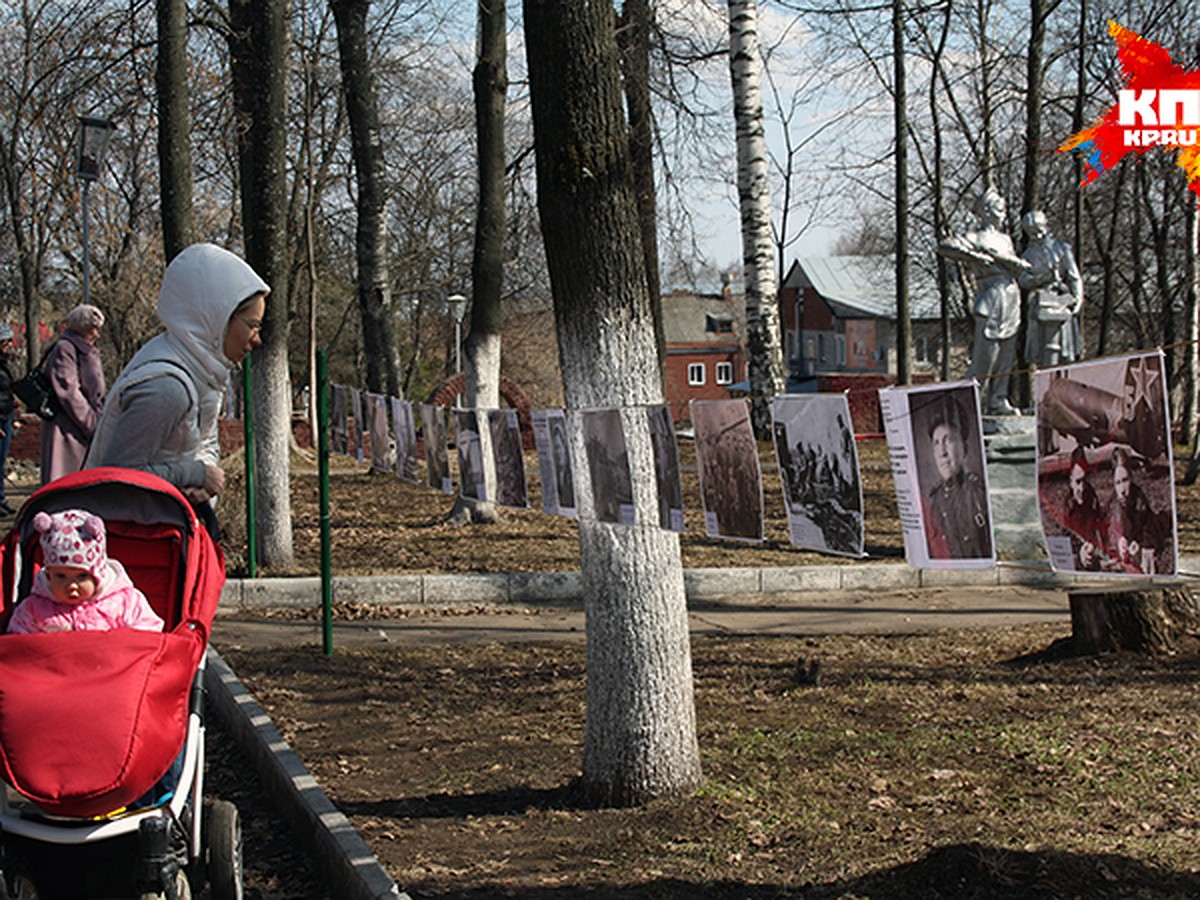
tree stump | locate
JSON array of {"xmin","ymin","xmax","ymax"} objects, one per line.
[{"xmin": 1068, "ymin": 585, "xmax": 1200, "ymax": 655}]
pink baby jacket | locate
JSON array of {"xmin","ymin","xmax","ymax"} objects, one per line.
[{"xmin": 7, "ymin": 560, "xmax": 164, "ymax": 635}]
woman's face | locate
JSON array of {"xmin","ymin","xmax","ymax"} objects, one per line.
[{"xmin": 223, "ymin": 293, "xmax": 266, "ymax": 364}]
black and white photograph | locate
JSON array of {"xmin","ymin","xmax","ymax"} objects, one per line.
[
  {"xmin": 391, "ymin": 397, "xmax": 420, "ymax": 483},
  {"xmin": 366, "ymin": 392, "xmax": 392, "ymax": 474},
  {"xmin": 879, "ymin": 381, "xmax": 995, "ymax": 569},
  {"xmin": 420, "ymin": 403, "xmax": 452, "ymax": 494},
  {"xmin": 489, "ymin": 409, "xmax": 528, "ymax": 509},
  {"xmin": 330, "ymin": 384, "xmax": 348, "ymax": 457},
  {"xmin": 1036, "ymin": 351, "xmax": 1176, "ymax": 576},
  {"xmin": 455, "ymin": 409, "xmax": 487, "ymax": 502},
  {"xmin": 351, "ymin": 387, "xmax": 365, "ymax": 463},
  {"xmin": 690, "ymin": 399, "xmax": 763, "ymax": 542},
  {"xmin": 581, "ymin": 408, "xmax": 635, "ymax": 526},
  {"xmin": 771, "ymin": 394, "xmax": 864, "ymax": 557},
  {"xmin": 646, "ymin": 404, "xmax": 685, "ymax": 532},
  {"xmin": 532, "ymin": 409, "xmax": 577, "ymax": 518}
]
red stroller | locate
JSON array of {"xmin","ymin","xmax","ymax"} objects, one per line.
[{"xmin": 0, "ymin": 468, "xmax": 240, "ymax": 900}]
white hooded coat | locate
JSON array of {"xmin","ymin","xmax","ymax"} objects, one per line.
[{"xmin": 85, "ymin": 244, "xmax": 269, "ymax": 490}]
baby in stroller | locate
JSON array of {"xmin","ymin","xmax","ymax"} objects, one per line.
[
  {"xmin": 7, "ymin": 509, "xmax": 163, "ymax": 636},
  {"xmin": 0, "ymin": 468, "xmax": 241, "ymax": 900}
]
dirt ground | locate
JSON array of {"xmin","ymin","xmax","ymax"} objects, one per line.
[
  {"xmin": 216, "ymin": 623, "xmax": 1200, "ymax": 899},
  {"xmin": 206, "ymin": 440, "xmax": 1200, "ymax": 898}
]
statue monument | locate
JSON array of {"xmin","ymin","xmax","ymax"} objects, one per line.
[
  {"xmin": 937, "ymin": 188, "xmax": 1030, "ymax": 416},
  {"xmin": 1019, "ymin": 210, "xmax": 1083, "ymax": 368}
]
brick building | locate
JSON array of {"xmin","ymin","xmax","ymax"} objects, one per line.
[{"xmin": 661, "ymin": 280, "xmax": 747, "ymax": 424}]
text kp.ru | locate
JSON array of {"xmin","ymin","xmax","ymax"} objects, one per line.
[{"xmin": 1119, "ymin": 89, "xmax": 1199, "ymax": 146}]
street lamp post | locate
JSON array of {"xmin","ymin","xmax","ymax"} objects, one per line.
[
  {"xmin": 447, "ymin": 293, "xmax": 467, "ymax": 407},
  {"xmin": 76, "ymin": 115, "xmax": 116, "ymax": 307}
]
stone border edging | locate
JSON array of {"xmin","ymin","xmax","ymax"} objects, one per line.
[
  {"xmin": 217, "ymin": 559, "xmax": 1200, "ymax": 614},
  {"xmin": 204, "ymin": 650, "xmax": 408, "ymax": 900}
]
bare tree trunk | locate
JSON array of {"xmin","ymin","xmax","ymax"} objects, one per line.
[
  {"xmin": 156, "ymin": 0, "xmax": 194, "ymax": 262},
  {"xmin": 1184, "ymin": 196, "xmax": 1198, "ymax": 446},
  {"xmin": 331, "ymin": 0, "xmax": 401, "ymax": 397},
  {"xmin": 728, "ymin": 0, "xmax": 785, "ymax": 435},
  {"xmin": 524, "ymin": 0, "xmax": 702, "ymax": 808},
  {"xmin": 1016, "ymin": 0, "xmax": 1048, "ymax": 407},
  {"xmin": 1071, "ymin": 0, "xmax": 1087, "ymax": 278},
  {"xmin": 618, "ymin": 0, "xmax": 666, "ymax": 390},
  {"xmin": 230, "ymin": 0, "xmax": 294, "ymax": 567},
  {"xmin": 893, "ymin": 0, "xmax": 910, "ymax": 385},
  {"xmin": 449, "ymin": 0, "xmax": 508, "ymax": 526}
]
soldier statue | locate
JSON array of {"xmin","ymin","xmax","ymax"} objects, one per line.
[
  {"xmin": 1019, "ymin": 211, "xmax": 1083, "ymax": 368},
  {"xmin": 937, "ymin": 189, "xmax": 1030, "ymax": 416}
]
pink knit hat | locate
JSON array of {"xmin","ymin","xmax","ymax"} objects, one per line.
[{"xmin": 33, "ymin": 509, "xmax": 108, "ymax": 580}]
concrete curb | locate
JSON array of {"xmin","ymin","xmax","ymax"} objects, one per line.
[
  {"xmin": 217, "ymin": 557, "xmax": 1200, "ymax": 614},
  {"xmin": 204, "ymin": 650, "xmax": 409, "ymax": 900}
]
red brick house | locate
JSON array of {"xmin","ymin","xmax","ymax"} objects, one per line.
[
  {"xmin": 662, "ymin": 281, "xmax": 747, "ymax": 424},
  {"xmin": 778, "ymin": 256, "xmax": 959, "ymax": 382}
]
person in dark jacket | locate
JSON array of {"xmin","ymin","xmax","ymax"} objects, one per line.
[{"xmin": 0, "ymin": 323, "xmax": 19, "ymax": 515}]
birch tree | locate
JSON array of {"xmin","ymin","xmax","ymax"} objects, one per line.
[
  {"xmin": 523, "ymin": 0, "xmax": 702, "ymax": 807},
  {"xmin": 728, "ymin": 0, "xmax": 784, "ymax": 435}
]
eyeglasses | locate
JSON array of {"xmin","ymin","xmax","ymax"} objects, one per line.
[{"xmin": 237, "ymin": 315, "xmax": 263, "ymax": 336}]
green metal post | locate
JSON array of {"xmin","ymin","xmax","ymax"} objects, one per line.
[
  {"xmin": 317, "ymin": 349, "xmax": 333, "ymax": 655},
  {"xmin": 242, "ymin": 358, "xmax": 257, "ymax": 578}
]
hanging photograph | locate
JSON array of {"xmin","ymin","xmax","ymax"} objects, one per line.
[
  {"xmin": 646, "ymin": 404, "xmax": 685, "ymax": 532},
  {"xmin": 391, "ymin": 397, "xmax": 420, "ymax": 483},
  {"xmin": 420, "ymin": 403, "xmax": 452, "ymax": 494},
  {"xmin": 879, "ymin": 381, "xmax": 995, "ymax": 569},
  {"xmin": 690, "ymin": 398, "xmax": 763, "ymax": 542},
  {"xmin": 489, "ymin": 409, "xmax": 528, "ymax": 509},
  {"xmin": 366, "ymin": 392, "xmax": 392, "ymax": 474},
  {"xmin": 350, "ymin": 388, "xmax": 365, "ymax": 463},
  {"xmin": 581, "ymin": 408, "xmax": 635, "ymax": 526},
  {"xmin": 772, "ymin": 394, "xmax": 864, "ymax": 557},
  {"xmin": 1035, "ymin": 351, "xmax": 1176, "ymax": 576},
  {"xmin": 455, "ymin": 409, "xmax": 488, "ymax": 503},
  {"xmin": 330, "ymin": 384, "xmax": 348, "ymax": 457},
  {"xmin": 532, "ymin": 408, "xmax": 577, "ymax": 518}
]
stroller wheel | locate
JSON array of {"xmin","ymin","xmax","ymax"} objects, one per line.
[
  {"xmin": 138, "ymin": 867, "xmax": 191, "ymax": 900},
  {"xmin": 5, "ymin": 875, "xmax": 36, "ymax": 900},
  {"xmin": 204, "ymin": 799, "xmax": 243, "ymax": 900}
]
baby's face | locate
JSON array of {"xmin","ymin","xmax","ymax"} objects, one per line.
[{"xmin": 45, "ymin": 565, "xmax": 97, "ymax": 605}]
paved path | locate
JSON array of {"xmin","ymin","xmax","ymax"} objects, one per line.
[{"xmin": 210, "ymin": 584, "xmax": 1072, "ymax": 652}]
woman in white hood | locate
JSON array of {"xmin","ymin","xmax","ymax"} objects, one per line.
[{"xmin": 86, "ymin": 243, "xmax": 268, "ymax": 532}]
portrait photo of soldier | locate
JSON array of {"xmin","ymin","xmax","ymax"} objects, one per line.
[{"xmin": 910, "ymin": 386, "xmax": 994, "ymax": 561}]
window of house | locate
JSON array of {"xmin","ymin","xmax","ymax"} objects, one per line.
[
  {"xmin": 706, "ymin": 314, "xmax": 734, "ymax": 334},
  {"xmin": 716, "ymin": 362, "xmax": 733, "ymax": 385},
  {"xmin": 688, "ymin": 363, "xmax": 706, "ymax": 386},
  {"xmin": 915, "ymin": 336, "xmax": 934, "ymax": 364},
  {"xmin": 817, "ymin": 334, "xmax": 826, "ymax": 361}
]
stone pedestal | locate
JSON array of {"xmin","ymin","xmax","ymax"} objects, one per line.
[{"xmin": 983, "ymin": 416, "xmax": 1044, "ymax": 559}]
